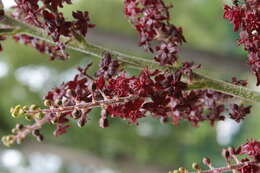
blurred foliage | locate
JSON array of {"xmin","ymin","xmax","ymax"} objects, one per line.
[{"xmin": 0, "ymin": 0, "xmax": 259, "ymax": 172}]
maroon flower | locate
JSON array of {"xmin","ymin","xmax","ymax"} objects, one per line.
[
  {"xmin": 224, "ymin": 1, "xmax": 260, "ymax": 85},
  {"xmin": 124, "ymin": 0, "xmax": 185, "ymax": 65},
  {"xmin": 72, "ymin": 11, "xmax": 95, "ymax": 36},
  {"xmin": 241, "ymin": 140, "xmax": 260, "ymax": 161}
]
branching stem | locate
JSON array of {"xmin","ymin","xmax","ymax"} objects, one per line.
[{"xmin": 2, "ymin": 15, "xmax": 260, "ymax": 103}]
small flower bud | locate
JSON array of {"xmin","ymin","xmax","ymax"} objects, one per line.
[
  {"xmin": 222, "ymin": 149, "xmax": 230, "ymax": 160},
  {"xmin": 15, "ymin": 123, "xmax": 24, "ymax": 130},
  {"xmin": 178, "ymin": 167, "xmax": 187, "ymax": 173},
  {"xmin": 92, "ymin": 83, "xmax": 97, "ymax": 91},
  {"xmin": 235, "ymin": 146, "xmax": 241, "ymax": 155},
  {"xmin": 99, "ymin": 117, "xmax": 109, "ymax": 128},
  {"xmin": 22, "ymin": 106, "xmax": 29, "ymax": 111},
  {"xmin": 35, "ymin": 112, "xmax": 44, "ymax": 119},
  {"xmin": 1, "ymin": 135, "xmax": 15, "ymax": 147},
  {"xmin": 192, "ymin": 162, "xmax": 200, "ymax": 170},
  {"xmin": 203, "ymin": 157, "xmax": 213, "ymax": 168},
  {"xmin": 32, "ymin": 129, "xmax": 40, "ymax": 137},
  {"xmin": 16, "ymin": 137, "xmax": 24, "ymax": 144},
  {"xmin": 11, "ymin": 128, "xmax": 18, "ymax": 134},
  {"xmin": 44, "ymin": 100, "xmax": 51, "ymax": 107},
  {"xmin": 77, "ymin": 116, "xmax": 87, "ymax": 128},
  {"xmin": 160, "ymin": 117, "xmax": 168, "ymax": 124},
  {"xmin": 202, "ymin": 157, "xmax": 211, "ymax": 165},
  {"xmin": 54, "ymin": 99, "xmax": 62, "ymax": 106},
  {"xmin": 36, "ymin": 135, "xmax": 44, "ymax": 142},
  {"xmin": 228, "ymin": 147, "xmax": 235, "ymax": 155},
  {"xmin": 72, "ymin": 109, "xmax": 81, "ymax": 119},
  {"xmin": 30, "ymin": 104, "xmax": 39, "ymax": 111},
  {"xmin": 66, "ymin": 89, "xmax": 76, "ymax": 97},
  {"xmin": 101, "ymin": 109, "xmax": 108, "ymax": 118},
  {"xmin": 10, "ymin": 105, "xmax": 22, "ymax": 118},
  {"xmin": 25, "ymin": 114, "xmax": 33, "ymax": 121}
]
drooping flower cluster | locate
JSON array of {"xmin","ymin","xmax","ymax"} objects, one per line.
[
  {"xmin": 2, "ymin": 54, "xmax": 252, "ymax": 146},
  {"xmin": 169, "ymin": 140, "xmax": 260, "ymax": 173},
  {"xmin": 10, "ymin": 0, "xmax": 95, "ymax": 59},
  {"xmin": 13, "ymin": 34, "xmax": 67, "ymax": 60},
  {"xmin": 224, "ymin": 0, "xmax": 260, "ymax": 85},
  {"xmin": 124, "ymin": 0, "xmax": 186, "ymax": 65}
]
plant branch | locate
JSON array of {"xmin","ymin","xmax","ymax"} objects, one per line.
[
  {"xmin": 191, "ymin": 161, "xmax": 260, "ymax": 173},
  {"xmin": 2, "ymin": 15, "xmax": 260, "ymax": 103}
]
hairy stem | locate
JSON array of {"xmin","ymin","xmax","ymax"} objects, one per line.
[
  {"xmin": 14, "ymin": 95, "xmax": 138, "ymax": 143},
  {"xmin": 2, "ymin": 15, "xmax": 260, "ymax": 103}
]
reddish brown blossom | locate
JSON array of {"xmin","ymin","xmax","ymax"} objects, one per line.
[
  {"xmin": 124, "ymin": 0, "xmax": 185, "ymax": 65},
  {"xmin": 224, "ymin": 1, "xmax": 260, "ymax": 85},
  {"xmin": 12, "ymin": 0, "xmax": 95, "ymax": 60}
]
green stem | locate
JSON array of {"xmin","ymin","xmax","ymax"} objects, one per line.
[{"xmin": 2, "ymin": 15, "xmax": 260, "ymax": 103}]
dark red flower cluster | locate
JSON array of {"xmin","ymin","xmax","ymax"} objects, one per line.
[
  {"xmin": 241, "ymin": 140, "xmax": 260, "ymax": 161},
  {"xmin": 179, "ymin": 140, "xmax": 260, "ymax": 173},
  {"xmin": 12, "ymin": 0, "xmax": 95, "ymax": 59},
  {"xmin": 124, "ymin": 0, "xmax": 186, "ymax": 65},
  {"xmin": 0, "ymin": 6, "xmax": 6, "ymax": 52},
  {"xmin": 224, "ymin": 0, "xmax": 260, "ymax": 85},
  {"xmin": 13, "ymin": 34, "xmax": 67, "ymax": 60},
  {"xmin": 1, "ymin": 53, "xmax": 252, "ymax": 145},
  {"xmin": 234, "ymin": 140, "xmax": 260, "ymax": 173}
]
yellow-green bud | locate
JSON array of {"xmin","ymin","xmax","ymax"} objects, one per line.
[
  {"xmin": 1, "ymin": 135, "xmax": 15, "ymax": 147},
  {"xmin": 25, "ymin": 114, "xmax": 33, "ymax": 121},
  {"xmin": 44, "ymin": 100, "xmax": 51, "ymax": 107},
  {"xmin": 54, "ymin": 99, "xmax": 62, "ymax": 106},
  {"xmin": 35, "ymin": 112, "xmax": 44, "ymax": 119},
  {"xmin": 10, "ymin": 105, "xmax": 22, "ymax": 118},
  {"xmin": 192, "ymin": 162, "xmax": 200, "ymax": 170},
  {"xmin": 11, "ymin": 128, "xmax": 18, "ymax": 134},
  {"xmin": 16, "ymin": 137, "xmax": 24, "ymax": 144},
  {"xmin": 178, "ymin": 167, "xmax": 187, "ymax": 173},
  {"xmin": 30, "ymin": 104, "xmax": 39, "ymax": 111}
]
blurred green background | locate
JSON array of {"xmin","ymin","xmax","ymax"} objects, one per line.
[{"xmin": 0, "ymin": 0, "xmax": 259, "ymax": 173}]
